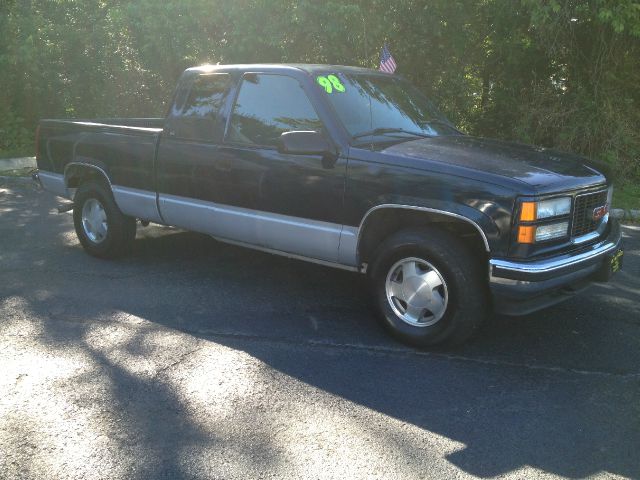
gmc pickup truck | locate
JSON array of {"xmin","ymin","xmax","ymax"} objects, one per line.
[{"xmin": 35, "ymin": 64, "xmax": 624, "ymax": 346}]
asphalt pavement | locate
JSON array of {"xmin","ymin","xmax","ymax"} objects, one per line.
[{"xmin": 1, "ymin": 177, "xmax": 639, "ymax": 479}]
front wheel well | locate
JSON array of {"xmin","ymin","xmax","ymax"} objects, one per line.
[{"xmin": 358, "ymin": 208, "xmax": 489, "ymax": 267}]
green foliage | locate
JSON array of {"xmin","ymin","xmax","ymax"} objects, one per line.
[
  {"xmin": 510, "ymin": 0, "xmax": 640, "ymax": 184},
  {"xmin": 613, "ymin": 182, "xmax": 640, "ymax": 210},
  {"xmin": 0, "ymin": 112, "xmax": 32, "ymax": 157},
  {"xmin": 1, "ymin": 0, "xmax": 639, "ymax": 186}
]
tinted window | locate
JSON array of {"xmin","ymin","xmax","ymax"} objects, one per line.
[
  {"xmin": 317, "ymin": 72, "xmax": 459, "ymax": 140},
  {"xmin": 174, "ymin": 73, "xmax": 230, "ymax": 142},
  {"xmin": 226, "ymin": 74, "xmax": 322, "ymax": 147},
  {"xmin": 182, "ymin": 73, "xmax": 230, "ymax": 118}
]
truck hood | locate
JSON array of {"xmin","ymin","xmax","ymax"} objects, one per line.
[{"xmin": 381, "ymin": 135, "xmax": 606, "ymax": 192}]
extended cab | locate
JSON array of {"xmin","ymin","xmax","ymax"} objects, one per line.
[{"xmin": 34, "ymin": 64, "xmax": 624, "ymax": 346}]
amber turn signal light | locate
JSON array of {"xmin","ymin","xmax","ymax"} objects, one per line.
[
  {"xmin": 520, "ymin": 202, "xmax": 536, "ymax": 221},
  {"xmin": 518, "ymin": 226, "xmax": 535, "ymax": 244}
]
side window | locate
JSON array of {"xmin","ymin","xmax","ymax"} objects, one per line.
[
  {"xmin": 175, "ymin": 73, "xmax": 230, "ymax": 141},
  {"xmin": 226, "ymin": 74, "xmax": 323, "ymax": 147},
  {"xmin": 182, "ymin": 73, "xmax": 230, "ymax": 117}
]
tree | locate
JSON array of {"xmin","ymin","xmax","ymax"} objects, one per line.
[{"xmin": 1, "ymin": 0, "xmax": 638, "ymax": 184}]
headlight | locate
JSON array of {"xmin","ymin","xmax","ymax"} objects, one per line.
[
  {"xmin": 534, "ymin": 222, "xmax": 569, "ymax": 242},
  {"xmin": 520, "ymin": 197, "xmax": 572, "ymax": 221},
  {"xmin": 537, "ymin": 197, "xmax": 572, "ymax": 219},
  {"xmin": 518, "ymin": 221, "xmax": 570, "ymax": 243},
  {"xmin": 518, "ymin": 197, "xmax": 572, "ymax": 244}
]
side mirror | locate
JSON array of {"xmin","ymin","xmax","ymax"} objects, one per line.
[{"xmin": 277, "ymin": 131, "xmax": 331, "ymax": 156}]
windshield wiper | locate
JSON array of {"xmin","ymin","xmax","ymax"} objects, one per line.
[
  {"xmin": 352, "ymin": 128, "xmax": 433, "ymax": 140},
  {"xmin": 419, "ymin": 119, "xmax": 463, "ymax": 134}
]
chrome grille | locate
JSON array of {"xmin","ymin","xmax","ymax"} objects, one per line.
[{"xmin": 571, "ymin": 189, "xmax": 608, "ymax": 238}]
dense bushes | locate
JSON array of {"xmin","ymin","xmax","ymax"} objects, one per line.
[{"xmin": 1, "ymin": 0, "xmax": 638, "ymax": 185}]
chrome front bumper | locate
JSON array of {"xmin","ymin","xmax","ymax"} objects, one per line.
[{"xmin": 489, "ymin": 219, "xmax": 623, "ymax": 315}]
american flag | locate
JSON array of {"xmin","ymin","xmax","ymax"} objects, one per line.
[{"xmin": 379, "ymin": 43, "xmax": 397, "ymax": 73}]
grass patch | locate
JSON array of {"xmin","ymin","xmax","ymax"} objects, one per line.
[
  {"xmin": 613, "ymin": 183, "xmax": 640, "ymax": 211},
  {"xmin": 0, "ymin": 150, "xmax": 34, "ymax": 159},
  {"xmin": 0, "ymin": 167, "xmax": 34, "ymax": 177}
]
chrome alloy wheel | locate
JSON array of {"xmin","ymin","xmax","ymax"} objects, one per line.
[
  {"xmin": 385, "ymin": 257, "xmax": 449, "ymax": 327},
  {"xmin": 81, "ymin": 198, "xmax": 108, "ymax": 244}
]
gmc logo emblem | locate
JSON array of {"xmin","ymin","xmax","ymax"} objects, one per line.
[{"xmin": 592, "ymin": 205, "xmax": 609, "ymax": 222}]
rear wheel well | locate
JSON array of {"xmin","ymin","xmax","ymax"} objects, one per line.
[
  {"xmin": 65, "ymin": 165, "xmax": 111, "ymax": 191},
  {"xmin": 359, "ymin": 208, "xmax": 488, "ymax": 267}
]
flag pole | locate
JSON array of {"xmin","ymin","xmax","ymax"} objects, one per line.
[{"xmin": 363, "ymin": 17, "xmax": 368, "ymax": 66}]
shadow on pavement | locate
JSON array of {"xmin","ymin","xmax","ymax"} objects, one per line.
[{"xmin": 2, "ymin": 183, "xmax": 639, "ymax": 478}]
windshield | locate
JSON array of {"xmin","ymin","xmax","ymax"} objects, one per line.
[{"xmin": 315, "ymin": 72, "xmax": 460, "ymax": 141}]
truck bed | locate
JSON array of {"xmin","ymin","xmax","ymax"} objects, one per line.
[{"xmin": 36, "ymin": 117, "xmax": 164, "ymax": 193}]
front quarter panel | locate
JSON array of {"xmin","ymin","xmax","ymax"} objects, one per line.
[{"xmin": 345, "ymin": 149, "xmax": 518, "ymax": 256}]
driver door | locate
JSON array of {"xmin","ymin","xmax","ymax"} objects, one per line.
[{"xmin": 216, "ymin": 72, "xmax": 348, "ymax": 262}]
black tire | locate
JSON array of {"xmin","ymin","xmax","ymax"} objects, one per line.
[
  {"xmin": 368, "ymin": 227, "xmax": 487, "ymax": 347},
  {"xmin": 73, "ymin": 181, "xmax": 136, "ymax": 259}
]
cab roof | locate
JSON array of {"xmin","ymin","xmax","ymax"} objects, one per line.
[{"xmin": 184, "ymin": 63, "xmax": 387, "ymax": 77}]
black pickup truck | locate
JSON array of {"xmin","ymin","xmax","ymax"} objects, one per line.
[{"xmin": 35, "ymin": 64, "xmax": 623, "ymax": 346}]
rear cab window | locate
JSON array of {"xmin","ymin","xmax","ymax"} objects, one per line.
[{"xmin": 172, "ymin": 73, "xmax": 231, "ymax": 142}]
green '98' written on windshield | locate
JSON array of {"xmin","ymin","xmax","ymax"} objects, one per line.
[{"xmin": 316, "ymin": 75, "xmax": 346, "ymax": 94}]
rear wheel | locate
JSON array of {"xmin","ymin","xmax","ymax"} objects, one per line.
[
  {"xmin": 368, "ymin": 227, "xmax": 487, "ymax": 347},
  {"xmin": 73, "ymin": 181, "xmax": 136, "ymax": 259}
]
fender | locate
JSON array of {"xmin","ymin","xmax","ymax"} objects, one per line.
[
  {"xmin": 37, "ymin": 160, "xmax": 111, "ymax": 201},
  {"xmin": 343, "ymin": 198, "xmax": 503, "ymax": 267},
  {"xmin": 63, "ymin": 158, "xmax": 113, "ymax": 189},
  {"xmin": 357, "ymin": 203, "xmax": 492, "ymax": 252},
  {"xmin": 63, "ymin": 159, "xmax": 163, "ymax": 223}
]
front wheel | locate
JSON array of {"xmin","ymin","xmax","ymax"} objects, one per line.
[
  {"xmin": 73, "ymin": 181, "xmax": 136, "ymax": 259},
  {"xmin": 368, "ymin": 228, "xmax": 487, "ymax": 347}
]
